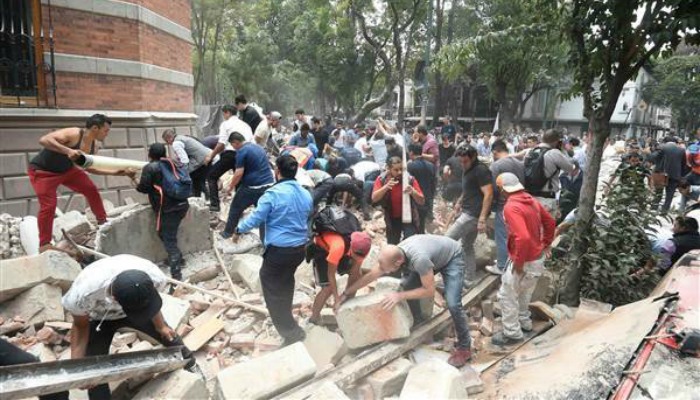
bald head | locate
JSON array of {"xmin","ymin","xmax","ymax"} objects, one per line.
[{"xmin": 378, "ymin": 245, "xmax": 404, "ymax": 274}]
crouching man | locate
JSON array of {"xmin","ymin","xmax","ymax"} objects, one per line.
[
  {"xmin": 340, "ymin": 234, "xmax": 473, "ymax": 367},
  {"xmin": 62, "ymin": 254, "xmax": 196, "ymax": 400}
]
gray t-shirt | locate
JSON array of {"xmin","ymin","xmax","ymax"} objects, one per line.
[
  {"xmin": 542, "ymin": 145, "xmax": 575, "ymax": 193},
  {"xmin": 490, "ymin": 156, "xmax": 524, "ymax": 211},
  {"xmin": 398, "ymin": 235, "xmax": 462, "ymax": 276}
]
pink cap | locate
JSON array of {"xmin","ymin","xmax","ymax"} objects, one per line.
[{"xmin": 350, "ymin": 232, "xmax": 372, "ymax": 256}]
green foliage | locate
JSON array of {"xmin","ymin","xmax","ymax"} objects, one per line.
[
  {"xmin": 553, "ymin": 166, "xmax": 662, "ymax": 306},
  {"xmin": 644, "ymin": 53, "xmax": 700, "ymax": 134}
]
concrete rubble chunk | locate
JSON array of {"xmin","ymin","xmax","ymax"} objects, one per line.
[
  {"xmin": 0, "ymin": 250, "xmax": 81, "ymax": 302},
  {"xmin": 303, "ymin": 325, "xmax": 348, "ymax": 369},
  {"xmin": 554, "ymin": 303, "xmax": 575, "ymax": 319},
  {"xmin": 160, "ymin": 293, "xmax": 190, "ymax": 330},
  {"xmin": 366, "ymin": 357, "xmax": 413, "ymax": 399},
  {"xmin": 26, "ymin": 342, "xmax": 58, "ymax": 363},
  {"xmin": 215, "ymin": 342, "xmax": 317, "ymax": 400},
  {"xmin": 337, "ymin": 291, "xmax": 413, "ymax": 349},
  {"xmin": 530, "ymin": 270, "xmax": 555, "ymax": 303},
  {"xmin": 112, "ymin": 332, "xmax": 138, "ymax": 347},
  {"xmin": 52, "ymin": 210, "xmax": 93, "ymax": 241},
  {"xmin": 376, "ymin": 276, "xmax": 402, "ymax": 291},
  {"xmin": 579, "ymin": 297, "xmax": 613, "ymax": 314},
  {"xmin": 95, "ymin": 199, "xmax": 212, "ymax": 262},
  {"xmin": 529, "ymin": 301, "xmax": 561, "ymax": 323},
  {"xmin": 0, "ymin": 283, "xmax": 64, "ymax": 325},
  {"xmin": 306, "ymin": 380, "xmax": 351, "ymax": 400},
  {"xmin": 461, "ymin": 365, "xmax": 485, "ymax": 395},
  {"xmin": 399, "ymin": 360, "xmax": 467, "ymax": 400},
  {"xmin": 229, "ymin": 254, "xmax": 263, "ymax": 293},
  {"xmin": 474, "ymin": 234, "xmax": 496, "ymax": 268},
  {"xmin": 132, "ymin": 369, "xmax": 208, "ymax": 400}
]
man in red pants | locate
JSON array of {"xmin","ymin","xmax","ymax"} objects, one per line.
[{"xmin": 28, "ymin": 114, "xmax": 133, "ymax": 252}]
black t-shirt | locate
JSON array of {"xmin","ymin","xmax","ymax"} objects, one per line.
[
  {"xmin": 408, "ymin": 159, "xmax": 436, "ymax": 201},
  {"xmin": 240, "ymin": 106, "xmax": 262, "ymax": 132},
  {"xmin": 442, "ymin": 125, "xmax": 456, "ymax": 140},
  {"xmin": 445, "ymin": 156, "xmax": 463, "ymax": 184},
  {"xmin": 461, "ymin": 162, "xmax": 492, "ymax": 217},
  {"xmin": 439, "ymin": 144, "xmax": 456, "ymax": 166}
]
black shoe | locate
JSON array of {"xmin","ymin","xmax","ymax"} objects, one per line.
[
  {"xmin": 491, "ymin": 332, "xmax": 524, "ymax": 346},
  {"xmin": 282, "ymin": 329, "xmax": 307, "ymax": 347}
]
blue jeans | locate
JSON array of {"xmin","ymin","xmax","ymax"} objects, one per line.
[
  {"xmin": 401, "ymin": 251, "xmax": 471, "ymax": 349},
  {"xmin": 223, "ymin": 185, "xmax": 270, "ymax": 236},
  {"xmin": 495, "ymin": 209, "xmax": 508, "ymax": 271}
]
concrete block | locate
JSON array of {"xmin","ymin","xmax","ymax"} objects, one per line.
[
  {"xmin": 0, "ymin": 250, "xmax": 82, "ymax": 302},
  {"xmin": 215, "ymin": 342, "xmax": 317, "ymax": 399},
  {"xmin": 229, "ymin": 254, "xmax": 263, "ymax": 293},
  {"xmin": 337, "ymin": 291, "xmax": 413, "ymax": 349},
  {"xmin": 0, "ymin": 283, "xmax": 64, "ymax": 325},
  {"xmin": 161, "ymin": 293, "xmax": 191, "ymax": 330},
  {"xmin": 128, "ymin": 128, "xmax": 147, "ymax": 147},
  {"xmin": 376, "ymin": 276, "xmax": 402, "ymax": 291},
  {"xmin": 306, "ymin": 380, "xmax": 351, "ymax": 400},
  {"xmin": 303, "ymin": 325, "xmax": 348, "ymax": 369},
  {"xmin": 530, "ymin": 270, "xmax": 555, "ymax": 303},
  {"xmin": 0, "ymin": 199, "xmax": 28, "ymax": 216},
  {"xmin": 461, "ymin": 365, "xmax": 484, "ymax": 395},
  {"xmin": 399, "ymin": 360, "xmax": 467, "ymax": 400},
  {"xmin": 103, "ymin": 128, "xmax": 128, "ymax": 149},
  {"xmin": 474, "ymin": 234, "xmax": 496, "ymax": 268},
  {"xmin": 3, "ymin": 176, "xmax": 34, "ymax": 199},
  {"xmin": 529, "ymin": 301, "xmax": 561, "ymax": 323},
  {"xmin": 133, "ymin": 369, "xmax": 207, "ymax": 400},
  {"xmin": 52, "ymin": 210, "xmax": 93, "ymax": 241},
  {"xmin": 95, "ymin": 199, "xmax": 212, "ymax": 262},
  {"xmin": 366, "ymin": 357, "xmax": 413, "ymax": 399},
  {"xmin": 0, "ymin": 153, "xmax": 28, "ymax": 177}
]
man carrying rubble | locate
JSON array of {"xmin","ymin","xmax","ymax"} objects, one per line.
[
  {"xmin": 340, "ymin": 234, "xmax": 473, "ymax": 367},
  {"xmin": 28, "ymin": 114, "xmax": 133, "ymax": 252},
  {"xmin": 233, "ymin": 154, "xmax": 313, "ymax": 346},
  {"xmin": 492, "ymin": 173, "xmax": 555, "ymax": 346},
  {"xmin": 62, "ymin": 254, "xmax": 196, "ymax": 399}
]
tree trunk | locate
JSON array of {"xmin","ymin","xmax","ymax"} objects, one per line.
[
  {"xmin": 559, "ymin": 117, "xmax": 610, "ymax": 306},
  {"xmin": 352, "ymin": 88, "xmax": 393, "ymax": 125},
  {"xmin": 470, "ymin": 84, "xmax": 477, "ymax": 132}
]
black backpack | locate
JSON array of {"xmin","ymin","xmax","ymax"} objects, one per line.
[
  {"xmin": 523, "ymin": 147, "xmax": 555, "ymax": 193},
  {"xmin": 312, "ymin": 205, "xmax": 362, "ymax": 250}
]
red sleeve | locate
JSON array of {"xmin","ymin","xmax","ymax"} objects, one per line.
[
  {"xmin": 411, "ymin": 176, "xmax": 423, "ymax": 196},
  {"xmin": 504, "ymin": 203, "xmax": 529, "ymax": 267},
  {"xmin": 539, "ymin": 202, "xmax": 556, "ymax": 247},
  {"xmin": 373, "ymin": 175, "xmax": 383, "ymax": 192}
]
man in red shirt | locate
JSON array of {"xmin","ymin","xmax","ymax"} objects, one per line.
[
  {"xmin": 492, "ymin": 172, "xmax": 555, "ymax": 346},
  {"xmin": 309, "ymin": 231, "xmax": 372, "ymax": 323},
  {"xmin": 371, "ymin": 157, "xmax": 425, "ymax": 244},
  {"xmin": 415, "ymin": 125, "xmax": 440, "ymax": 172}
]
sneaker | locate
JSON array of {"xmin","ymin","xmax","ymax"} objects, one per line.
[
  {"xmin": 520, "ymin": 320, "xmax": 533, "ymax": 332},
  {"xmin": 491, "ymin": 332, "xmax": 524, "ymax": 346},
  {"xmin": 447, "ymin": 348, "xmax": 472, "ymax": 367},
  {"xmin": 485, "ymin": 265, "xmax": 504, "ymax": 275}
]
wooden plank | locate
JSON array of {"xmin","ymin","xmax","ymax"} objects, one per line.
[
  {"xmin": 213, "ymin": 231, "xmax": 241, "ymax": 300},
  {"xmin": 190, "ymin": 303, "xmax": 228, "ymax": 329},
  {"xmin": 183, "ymin": 317, "xmax": 225, "ymax": 351},
  {"xmin": 275, "ymin": 275, "xmax": 500, "ymax": 399},
  {"xmin": 44, "ymin": 321, "xmax": 73, "ymax": 330},
  {"xmin": 165, "ymin": 278, "xmax": 269, "ymax": 316}
]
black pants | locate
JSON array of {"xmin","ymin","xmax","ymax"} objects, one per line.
[
  {"xmin": 85, "ymin": 318, "xmax": 193, "ymax": 400},
  {"xmin": 207, "ymin": 150, "xmax": 236, "ymax": 210},
  {"xmin": 0, "ymin": 338, "xmax": 69, "ymax": 400},
  {"xmin": 159, "ymin": 207, "xmax": 188, "ymax": 279},
  {"xmin": 259, "ymin": 245, "xmax": 306, "ymax": 343},
  {"xmin": 659, "ymin": 178, "xmax": 679, "ymax": 212},
  {"xmin": 386, "ymin": 218, "xmax": 417, "ymax": 245},
  {"xmin": 312, "ymin": 179, "xmax": 335, "ymax": 207},
  {"xmin": 223, "ymin": 185, "xmax": 270, "ymax": 236},
  {"xmin": 189, "ymin": 164, "xmax": 210, "ymax": 199}
]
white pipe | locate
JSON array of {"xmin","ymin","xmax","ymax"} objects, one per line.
[{"xmin": 76, "ymin": 154, "xmax": 147, "ymax": 172}]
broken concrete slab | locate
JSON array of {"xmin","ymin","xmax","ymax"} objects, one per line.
[
  {"xmin": 132, "ymin": 369, "xmax": 207, "ymax": 400},
  {"xmin": 229, "ymin": 254, "xmax": 263, "ymax": 293},
  {"xmin": 554, "ymin": 304, "xmax": 575, "ymax": 320},
  {"xmin": 306, "ymin": 380, "xmax": 351, "ymax": 400},
  {"xmin": 303, "ymin": 325, "xmax": 348, "ymax": 369},
  {"xmin": 95, "ymin": 199, "xmax": 212, "ymax": 262},
  {"xmin": 474, "ymin": 234, "xmax": 496, "ymax": 268},
  {"xmin": 215, "ymin": 342, "xmax": 317, "ymax": 399},
  {"xmin": 0, "ymin": 283, "xmax": 64, "ymax": 325},
  {"xmin": 160, "ymin": 293, "xmax": 190, "ymax": 330},
  {"xmin": 578, "ymin": 298, "xmax": 613, "ymax": 314},
  {"xmin": 530, "ymin": 270, "xmax": 555, "ymax": 303},
  {"xmin": 529, "ymin": 301, "xmax": 562, "ymax": 323},
  {"xmin": 52, "ymin": 210, "xmax": 92, "ymax": 242},
  {"xmin": 0, "ymin": 250, "xmax": 82, "ymax": 302},
  {"xmin": 376, "ymin": 276, "xmax": 402, "ymax": 292},
  {"xmin": 365, "ymin": 357, "xmax": 412, "ymax": 399},
  {"xmin": 337, "ymin": 291, "xmax": 413, "ymax": 349},
  {"xmin": 399, "ymin": 360, "xmax": 467, "ymax": 399},
  {"xmin": 460, "ymin": 365, "xmax": 484, "ymax": 395}
]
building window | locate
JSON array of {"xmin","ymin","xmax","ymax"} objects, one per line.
[{"xmin": 0, "ymin": 0, "xmax": 48, "ymax": 107}]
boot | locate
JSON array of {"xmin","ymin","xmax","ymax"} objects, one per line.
[{"xmin": 168, "ymin": 255, "xmax": 183, "ymax": 281}]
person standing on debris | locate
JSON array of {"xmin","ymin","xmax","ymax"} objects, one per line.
[
  {"xmin": 204, "ymin": 104, "xmax": 253, "ymax": 212},
  {"xmin": 135, "ymin": 143, "xmax": 190, "ymax": 280},
  {"xmin": 234, "ymin": 155, "xmax": 313, "ymax": 345},
  {"xmin": 415, "ymin": 125, "xmax": 440, "ymax": 172},
  {"xmin": 0, "ymin": 338, "xmax": 69, "ymax": 400},
  {"xmin": 309, "ymin": 210, "xmax": 372, "ymax": 323},
  {"xmin": 408, "ymin": 143, "xmax": 437, "ymax": 233},
  {"xmin": 341, "ymin": 234, "xmax": 474, "ymax": 367},
  {"xmin": 491, "ymin": 173, "xmax": 555, "ymax": 346},
  {"xmin": 162, "ymin": 128, "xmax": 212, "ymax": 200},
  {"xmin": 28, "ymin": 114, "xmax": 132, "ymax": 252},
  {"xmin": 220, "ymin": 132, "xmax": 275, "ymax": 239},
  {"xmin": 62, "ymin": 255, "xmax": 197, "ymax": 399},
  {"xmin": 372, "ymin": 156, "xmax": 425, "ymax": 244},
  {"xmin": 489, "ymin": 140, "xmax": 525, "ymax": 275},
  {"xmin": 446, "ymin": 145, "xmax": 493, "ymax": 288}
]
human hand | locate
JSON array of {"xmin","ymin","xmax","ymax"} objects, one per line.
[
  {"xmin": 67, "ymin": 149, "xmax": 82, "ymax": 161},
  {"xmin": 122, "ymin": 168, "xmax": 137, "ymax": 178},
  {"xmin": 477, "ymin": 219, "xmax": 486, "ymax": 234},
  {"xmin": 544, "ymin": 246, "xmax": 552, "ymax": 259},
  {"xmin": 403, "ymin": 185, "xmax": 414, "ymax": 195},
  {"xmin": 203, "ymin": 154, "xmax": 213, "ymax": 165},
  {"xmin": 158, "ymin": 326, "xmax": 176, "ymax": 342},
  {"xmin": 385, "ymin": 178, "xmax": 398, "ymax": 190},
  {"xmin": 380, "ymin": 292, "xmax": 402, "ymax": 310}
]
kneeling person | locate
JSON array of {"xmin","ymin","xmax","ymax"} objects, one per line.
[
  {"xmin": 62, "ymin": 255, "xmax": 195, "ymax": 400},
  {"xmin": 341, "ymin": 234, "xmax": 473, "ymax": 367}
]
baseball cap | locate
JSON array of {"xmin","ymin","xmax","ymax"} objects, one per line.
[
  {"xmin": 350, "ymin": 232, "xmax": 372, "ymax": 257},
  {"xmin": 270, "ymin": 111, "xmax": 282, "ymax": 120},
  {"xmin": 496, "ymin": 172, "xmax": 525, "ymax": 193},
  {"xmin": 111, "ymin": 270, "xmax": 162, "ymax": 325}
]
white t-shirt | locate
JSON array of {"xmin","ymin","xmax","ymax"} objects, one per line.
[
  {"xmin": 62, "ymin": 255, "xmax": 166, "ymax": 321},
  {"xmin": 355, "ymin": 137, "xmax": 370, "ymax": 158},
  {"xmin": 352, "ymin": 160, "xmax": 381, "ymax": 181},
  {"xmin": 219, "ymin": 116, "xmax": 253, "ymax": 151}
]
